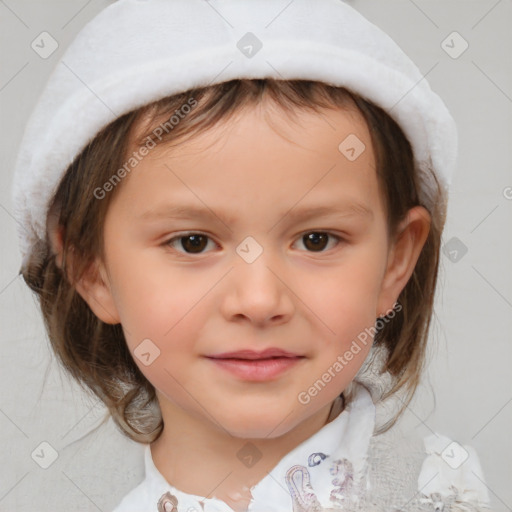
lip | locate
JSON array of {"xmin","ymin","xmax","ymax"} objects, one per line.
[
  {"xmin": 207, "ymin": 348, "xmax": 301, "ymax": 360},
  {"xmin": 205, "ymin": 348, "xmax": 305, "ymax": 381}
]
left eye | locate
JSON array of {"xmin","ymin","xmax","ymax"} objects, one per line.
[
  {"xmin": 163, "ymin": 231, "xmax": 342, "ymax": 255},
  {"xmin": 293, "ymin": 232, "xmax": 342, "ymax": 252}
]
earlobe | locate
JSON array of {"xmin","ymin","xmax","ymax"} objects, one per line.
[{"xmin": 377, "ymin": 206, "xmax": 431, "ymax": 317}]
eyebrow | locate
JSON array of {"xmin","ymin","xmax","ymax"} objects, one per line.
[{"xmin": 139, "ymin": 201, "xmax": 373, "ymax": 227}]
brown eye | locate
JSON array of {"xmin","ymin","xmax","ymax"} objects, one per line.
[
  {"xmin": 181, "ymin": 234, "xmax": 208, "ymax": 253},
  {"xmin": 299, "ymin": 232, "xmax": 341, "ymax": 252},
  {"xmin": 165, "ymin": 233, "xmax": 214, "ymax": 254}
]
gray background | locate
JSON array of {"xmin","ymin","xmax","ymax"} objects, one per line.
[{"xmin": 1, "ymin": 1, "xmax": 511, "ymax": 511}]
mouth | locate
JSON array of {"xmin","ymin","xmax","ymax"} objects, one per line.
[
  {"xmin": 204, "ymin": 348, "xmax": 305, "ymax": 381},
  {"xmin": 206, "ymin": 348, "xmax": 303, "ymax": 360}
]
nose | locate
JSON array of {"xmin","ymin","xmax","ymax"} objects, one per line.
[{"xmin": 220, "ymin": 249, "xmax": 295, "ymax": 327}]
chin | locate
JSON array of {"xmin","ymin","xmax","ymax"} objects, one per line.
[{"xmin": 218, "ymin": 413, "xmax": 297, "ymax": 440}]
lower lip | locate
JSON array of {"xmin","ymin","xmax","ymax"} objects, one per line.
[{"xmin": 206, "ymin": 356, "xmax": 303, "ymax": 381}]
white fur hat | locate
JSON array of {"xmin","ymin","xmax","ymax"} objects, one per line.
[{"xmin": 11, "ymin": 0, "xmax": 457, "ymax": 270}]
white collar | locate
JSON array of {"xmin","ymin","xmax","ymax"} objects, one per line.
[{"xmin": 135, "ymin": 382, "xmax": 375, "ymax": 512}]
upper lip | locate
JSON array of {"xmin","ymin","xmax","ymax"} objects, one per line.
[{"xmin": 206, "ymin": 348, "xmax": 302, "ymax": 360}]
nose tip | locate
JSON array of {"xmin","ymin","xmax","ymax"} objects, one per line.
[{"xmin": 222, "ymin": 253, "xmax": 295, "ymax": 326}]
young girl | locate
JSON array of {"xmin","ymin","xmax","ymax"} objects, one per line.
[{"xmin": 11, "ymin": 0, "xmax": 492, "ymax": 511}]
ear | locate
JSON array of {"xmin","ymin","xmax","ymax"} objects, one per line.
[
  {"xmin": 48, "ymin": 220, "xmax": 121, "ymax": 325},
  {"xmin": 376, "ymin": 206, "xmax": 431, "ymax": 317},
  {"xmin": 73, "ymin": 257, "xmax": 121, "ymax": 325}
]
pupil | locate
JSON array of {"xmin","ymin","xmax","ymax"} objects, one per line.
[
  {"xmin": 183, "ymin": 235, "xmax": 206, "ymax": 253},
  {"xmin": 305, "ymin": 233, "xmax": 327, "ymax": 251}
]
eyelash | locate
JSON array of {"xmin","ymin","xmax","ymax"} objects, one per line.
[{"xmin": 162, "ymin": 231, "xmax": 345, "ymax": 256}]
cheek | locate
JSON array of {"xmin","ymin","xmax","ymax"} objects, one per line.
[
  {"xmin": 293, "ymin": 254, "xmax": 383, "ymax": 389},
  {"xmin": 108, "ymin": 250, "xmax": 217, "ymax": 352},
  {"xmin": 110, "ymin": 262, "xmax": 208, "ymax": 395},
  {"xmin": 115, "ymin": 276, "xmax": 197, "ymax": 345},
  {"xmin": 300, "ymin": 258, "xmax": 383, "ymax": 335}
]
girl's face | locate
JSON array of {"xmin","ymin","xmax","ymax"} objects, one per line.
[{"xmin": 84, "ymin": 102, "xmax": 426, "ymax": 439}]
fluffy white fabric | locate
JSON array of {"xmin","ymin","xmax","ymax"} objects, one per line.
[{"xmin": 11, "ymin": 0, "xmax": 458, "ymax": 268}]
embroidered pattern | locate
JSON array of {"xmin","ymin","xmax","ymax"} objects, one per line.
[
  {"xmin": 157, "ymin": 491, "xmax": 179, "ymax": 512},
  {"xmin": 329, "ymin": 458, "xmax": 354, "ymax": 506},
  {"xmin": 285, "ymin": 465, "xmax": 323, "ymax": 512},
  {"xmin": 308, "ymin": 452, "xmax": 328, "ymax": 467}
]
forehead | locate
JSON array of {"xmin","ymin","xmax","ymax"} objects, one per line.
[
  {"xmin": 130, "ymin": 94, "xmax": 370, "ymax": 156},
  {"xmin": 117, "ymin": 102, "xmax": 382, "ymax": 223}
]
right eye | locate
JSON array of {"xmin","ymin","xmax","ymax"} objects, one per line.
[{"xmin": 163, "ymin": 232, "xmax": 218, "ymax": 255}]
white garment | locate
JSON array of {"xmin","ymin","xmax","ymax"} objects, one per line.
[{"xmin": 111, "ymin": 383, "xmax": 492, "ymax": 512}]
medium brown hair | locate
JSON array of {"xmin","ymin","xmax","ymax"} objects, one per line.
[{"xmin": 21, "ymin": 79, "xmax": 446, "ymax": 442}]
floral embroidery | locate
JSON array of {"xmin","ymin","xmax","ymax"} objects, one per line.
[
  {"xmin": 157, "ymin": 491, "xmax": 179, "ymax": 512},
  {"xmin": 308, "ymin": 452, "xmax": 328, "ymax": 467},
  {"xmin": 286, "ymin": 465, "xmax": 324, "ymax": 512},
  {"xmin": 329, "ymin": 458, "xmax": 354, "ymax": 506}
]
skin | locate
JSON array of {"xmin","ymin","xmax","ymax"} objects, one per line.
[{"xmin": 53, "ymin": 100, "xmax": 430, "ymax": 511}]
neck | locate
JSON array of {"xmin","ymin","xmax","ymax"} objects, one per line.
[{"xmin": 150, "ymin": 394, "xmax": 344, "ymax": 512}]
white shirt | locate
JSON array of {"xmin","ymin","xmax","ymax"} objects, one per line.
[{"xmin": 112, "ymin": 383, "xmax": 491, "ymax": 512}]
